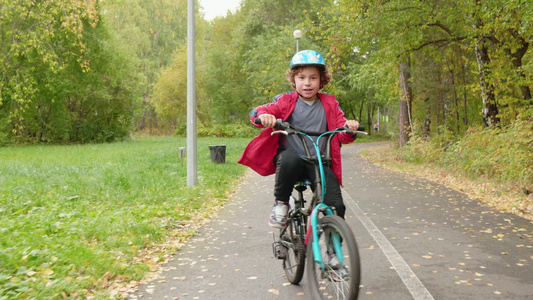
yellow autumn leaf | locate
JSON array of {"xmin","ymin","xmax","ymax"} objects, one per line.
[{"xmin": 43, "ymin": 269, "xmax": 54, "ymax": 276}]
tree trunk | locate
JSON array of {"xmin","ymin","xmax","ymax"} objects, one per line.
[
  {"xmin": 504, "ymin": 34, "xmax": 531, "ymax": 102},
  {"xmin": 367, "ymin": 98, "xmax": 375, "ymax": 135},
  {"xmin": 358, "ymin": 102, "xmax": 364, "ymax": 125},
  {"xmin": 474, "ymin": 39, "xmax": 500, "ymax": 127},
  {"xmin": 399, "ymin": 56, "xmax": 413, "ymax": 146},
  {"xmin": 461, "ymin": 57, "xmax": 469, "ymax": 127},
  {"xmin": 472, "ymin": 2, "xmax": 500, "ymax": 127},
  {"xmin": 424, "ymin": 98, "xmax": 431, "ymax": 139},
  {"xmin": 450, "ymin": 66, "xmax": 460, "ymax": 132}
]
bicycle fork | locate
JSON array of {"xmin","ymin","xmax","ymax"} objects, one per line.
[{"xmin": 306, "ymin": 203, "xmax": 345, "ymax": 270}]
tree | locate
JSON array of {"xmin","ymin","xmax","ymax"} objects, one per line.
[
  {"xmin": 0, "ymin": 0, "xmax": 141, "ymax": 143},
  {"xmin": 204, "ymin": 12, "xmax": 250, "ymax": 124},
  {"xmin": 303, "ymin": 0, "xmax": 531, "ymax": 144},
  {"xmin": 399, "ymin": 56, "xmax": 414, "ymax": 146},
  {"xmin": 467, "ymin": 0, "xmax": 532, "ymax": 123},
  {"xmin": 101, "ymin": 0, "xmax": 191, "ymax": 133}
]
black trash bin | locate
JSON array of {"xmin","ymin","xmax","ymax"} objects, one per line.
[{"xmin": 209, "ymin": 145, "xmax": 226, "ymax": 163}]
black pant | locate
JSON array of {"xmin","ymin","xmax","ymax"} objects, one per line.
[{"xmin": 274, "ymin": 149, "xmax": 346, "ymax": 218}]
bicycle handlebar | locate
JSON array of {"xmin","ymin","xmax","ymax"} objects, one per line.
[{"xmin": 254, "ymin": 118, "xmax": 367, "ymax": 136}]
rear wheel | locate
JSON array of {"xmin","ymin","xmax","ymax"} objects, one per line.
[
  {"xmin": 281, "ymin": 213, "xmax": 306, "ymax": 284},
  {"xmin": 307, "ymin": 215, "xmax": 360, "ymax": 300}
]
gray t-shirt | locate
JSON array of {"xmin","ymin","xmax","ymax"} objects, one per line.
[{"xmin": 280, "ymin": 97, "xmax": 328, "ymax": 158}]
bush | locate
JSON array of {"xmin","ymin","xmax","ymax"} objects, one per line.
[
  {"xmin": 449, "ymin": 121, "xmax": 533, "ymax": 186},
  {"xmin": 174, "ymin": 123, "xmax": 259, "ymax": 138},
  {"xmin": 400, "ymin": 135, "xmax": 446, "ymax": 163},
  {"xmin": 0, "ymin": 116, "xmax": 11, "ymax": 146},
  {"xmin": 399, "ymin": 120, "xmax": 533, "ymax": 189}
]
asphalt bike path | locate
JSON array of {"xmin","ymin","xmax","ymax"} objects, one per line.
[{"xmin": 128, "ymin": 142, "xmax": 533, "ymax": 299}]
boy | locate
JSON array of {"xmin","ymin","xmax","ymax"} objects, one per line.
[{"xmin": 238, "ymin": 50, "xmax": 359, "ymax": 228}]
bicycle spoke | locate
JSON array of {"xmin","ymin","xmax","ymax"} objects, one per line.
[{"xmin": 307, "ymin": 215, "xmax": 360, "ymax": 300}]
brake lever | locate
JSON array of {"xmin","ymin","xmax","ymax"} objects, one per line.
[
  {"xmin": 271, "ymin": 130, "xmax": 289, "ymax": 136},
  {"xmin": 271, "ymin": 126, "xmax": 297, "ymax": 136}
]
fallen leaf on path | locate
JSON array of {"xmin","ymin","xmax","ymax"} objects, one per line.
[{"xmin": 268, "ymin": 289, "xmax": 279, "ymax": 295}]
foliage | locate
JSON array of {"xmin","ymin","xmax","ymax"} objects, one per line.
[
  {"xmin": 448, "ymin": 120, "xmax": 533, "ymax": 186},
  {"xmin": 174, "ymin": 122, "xmax": 260, "ymax": 138},
  {"xmin": 101, "ymin": 0, "xmax": 192, "ymax": 133},
  {"xmin": 147, "ymin": 1, "xmax": 213, "ymax": 131},
  {"xmin": 152, "ymin": 0, "xmax": 332, "ymax": 130},
  {"xmin": 0, "ymin": 137, "xmax": 249, "ymax": 299},
  {"xmin": 152, "ymin": 46, "xmax": 189, "ymax": 128},
  {"xmin": 203, "ymin": 12, "xmax": 251, "ymax": 124},
  {"xmin": 0, "ymin": 0, "xmax": 142, "ymax": 144},
  {"xmin": 304, "ymin": 0, "xmax": 532, "ymax": 137},
  {"xmin": 400, "ymin": 120, "xmax": 533, "ymax": 188},
  {"xmin": 1, "ymin": 0, "xmax": 530, "ymax": 143}
]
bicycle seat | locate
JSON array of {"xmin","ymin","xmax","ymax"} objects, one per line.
[{"xmin": 295, "ymin": 180, "xmax": 312, "ymax": 186}]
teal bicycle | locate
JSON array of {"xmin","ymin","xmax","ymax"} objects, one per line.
[{"xmin": 258, "ymin": 118, "xmax": 364, "ymax": 300}]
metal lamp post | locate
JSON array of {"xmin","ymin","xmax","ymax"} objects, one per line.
[
  {"xmin": 293, "ymin": 29, "xmax": 302, "ymax": 53},
  {"xmin": 187, "ymin": 0, "xmax": 197, "ymax": 186}
]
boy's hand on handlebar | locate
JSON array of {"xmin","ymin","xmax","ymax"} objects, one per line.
[
  {"xmin": 258, "ymin": 114, "xmax": 277, "ymax": 128},
  {"xmin": 344, "ymin": 120, "xmax": 359, "ymax": 131}
]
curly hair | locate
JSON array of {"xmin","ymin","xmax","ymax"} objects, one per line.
[{"xmin": 285, "ymin": 66, "xmax": 332, "ymax": 90}]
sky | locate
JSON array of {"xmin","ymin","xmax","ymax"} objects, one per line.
[{"xmin": 199, "ymin": 0, "xmax": 242, "ymax": 21}]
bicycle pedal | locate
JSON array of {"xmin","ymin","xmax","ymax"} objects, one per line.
[{"xmin": 272, "ymin": 241, "xmax": 287, "ymax": 260}]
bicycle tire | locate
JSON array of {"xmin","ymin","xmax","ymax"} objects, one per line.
[
  {"xmin": 307, "ymin": 215, "xmax": 361, "ymax": 300},
  {"xmin": 281, "ymin": 212, "xmax": 306, "ymax": 284}
]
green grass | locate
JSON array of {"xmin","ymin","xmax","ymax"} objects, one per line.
[
  {"xmin": 0, "ymin": 137, "xmax": 249, "ymax": 299},
  {"xmin": 354, "ymin": 131, "xmax": 392, "ymax": 143}
]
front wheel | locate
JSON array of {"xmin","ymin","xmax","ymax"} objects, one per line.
[{"xmin": 307, "ymin": 215, "xmax": 361, "ymax": 300}]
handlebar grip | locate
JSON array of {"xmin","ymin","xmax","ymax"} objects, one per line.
[
  {"xmin": 345, "ymin": 129, "xmax": 355, "ymax": 135},
  {"xmin": 254, "ymin": 118, "xmax": 285, "ymax": 129},
  {"xmin": 343, "ymin": 125, "xmax": 366, "ymax": 135}
]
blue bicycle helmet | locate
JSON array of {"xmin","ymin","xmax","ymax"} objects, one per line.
[{"xmin": 290, "ymin": 50, "xmax": 326, "ymax": 69}]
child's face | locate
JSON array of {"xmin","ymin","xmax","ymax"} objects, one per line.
[{"xmin": 294, "ymin": 67, "xmax": 321, "ymax": 101}]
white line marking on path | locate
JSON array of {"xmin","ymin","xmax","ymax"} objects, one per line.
[{"xmin": 343, "ymin": 189, "xmax": 435, "ymax": 300}]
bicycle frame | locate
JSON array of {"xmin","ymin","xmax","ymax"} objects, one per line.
[
  {"xmin": 271, "ymin": 121, "xmax": 365, "ymax": 271},
  {"xmin": 294, "ymin": 130, "xmax": 347, "ymax": 271}
]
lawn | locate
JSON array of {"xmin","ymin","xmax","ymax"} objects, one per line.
[{"xmin": 0, "ymin": 137, "xmax": 249, "ymax": 299}]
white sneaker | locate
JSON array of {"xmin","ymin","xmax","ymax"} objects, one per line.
[
  {"xmin": 268, "ymin": 200, "xmax": 288, "ymax": 229},
  {"xmin": 319, "ymin": 234, "xmax": 340, "ymax": 269}
]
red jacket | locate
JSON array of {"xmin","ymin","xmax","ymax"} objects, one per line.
[{"xmin": 238, "ymin": 91, "xmax": 355, "ymax": 185}]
